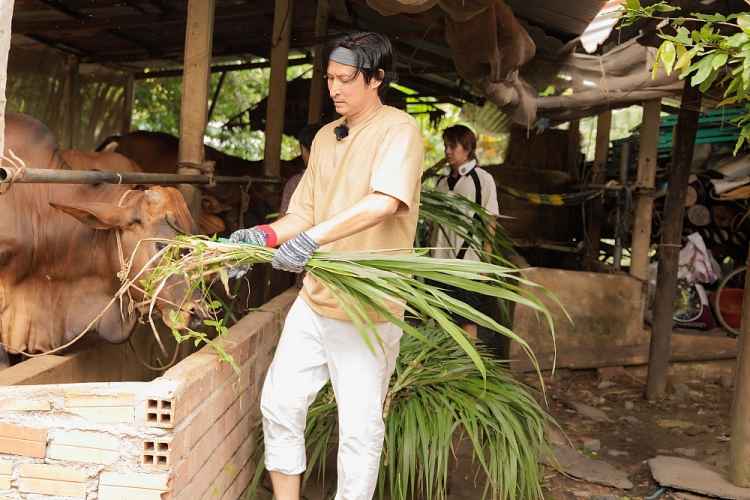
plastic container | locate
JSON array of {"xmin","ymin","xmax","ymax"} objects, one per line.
[{"xmin": 716, "ymin": 288, "xmax": 744, "ymax": 330}]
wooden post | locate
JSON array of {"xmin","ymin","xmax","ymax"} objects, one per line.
[
  {"xmin": 584, "ymin": 110, "xmax": 612, "ymax": 270},
  {"xmin": 730, "ymin": 249, "xmax": 750, "ymax": 485},
  {"xmin": 62, "ymin": 57, "xmax": 80, "ymax": 149},
  {"xmin": 0, "ymin": 0, "xmax": 13, "ymax": 157},
  {"xmin": 308, "ymin": 0, "xmax": 329, "ymax": 124},
  {"xmin": 264, "ymin": 0, "xmax": 294, "ymax": 177},
  {"xmin": 122, "ymin": 73, "xmax": 134, "ymax": 134},
  {"xmin": 566, "ymin": 119, "xmax": 580, "ymax": 182},
  {"xmin": 630, "ymin": 99, "xmax": 661, "ymax": 281},
  {"xmin": 613, "ymin": 142, "xmax": 631, "ymax": 270},
  {"xmin": 178, "ymin": 0, "xmax": 215, "ymax": 217},
  {"xmin": 645, "ymin": 82, "xmax": 701, "ymax": 400}
]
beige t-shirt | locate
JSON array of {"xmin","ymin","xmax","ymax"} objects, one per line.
[{"xmin": 286, "ymin": 105, "xmax": 424, "ymax": 321}]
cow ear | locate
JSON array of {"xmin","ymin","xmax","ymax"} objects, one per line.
[{"xmin": 50, "ymin": 202, "xmax": 136, "ymax": 230}]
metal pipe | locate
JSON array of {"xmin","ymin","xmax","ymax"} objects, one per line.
[{"xmin": 0, "ymin": 167, "xmax": 281, "ymax": 186}]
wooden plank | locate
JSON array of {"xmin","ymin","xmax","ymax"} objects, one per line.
[
  {"xmin": 730, "ymin": 246, "xmax": 750, "ymax": 485},
  {"xmin": 69, "ymin": 56, "xmax": 81, "ymax": 148},
  {"xmin": 566, "ymin": 119, "xmax": 580, "ymax": 182},
  {"xmin": 646, "ymin": 82, "xmax": 701, "ymax": 400},
  {"xmin": 630, "ymin": 99, "xmax": 661, "ymax": 280},
  {"xmin": 178, "ymin": 0, "xmax": 215, "ymax": 218},
  {"xmin": 0, "ymin": 0, "xmax": 15, "ymax": 158},
  {"xmin": 308, "ymin": 0, "xmax": 329, "ymax": 124},
  {"xmin": 263, "ymin": 0, "xmax": 294, "ymax": 177},
  {"xmin": 584, "ymin": 110, "xmax": 612, "ymax": 269}
]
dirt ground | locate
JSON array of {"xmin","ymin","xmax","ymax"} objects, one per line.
[
  {"xmin": 530, "ymin": 367, "xmax": 735, "ymax": 500},
  {"xmin": 252, "ymin": 365, "xmax": 736, "ymax": 500}
]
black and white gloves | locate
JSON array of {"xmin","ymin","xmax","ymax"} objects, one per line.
[
  {"xmin": 228, "ymin": 226, "xmax": 318, "ymax": 275},
  {"xmin": 271, "ymin": 232, "xmax": 319, "ymax": 273}
]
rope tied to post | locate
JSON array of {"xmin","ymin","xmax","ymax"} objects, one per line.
[
  {"xmin": 0, "ymin": 149, "xmax": 27, "ymax": 195},
  {"xmin": 177, "ymin": 160, "xmax": 216, "ymax": 187}
]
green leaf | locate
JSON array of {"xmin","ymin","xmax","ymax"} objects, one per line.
[
  {"xmin": 712, "ymin": 52, "xmax": 729, "ymax": 70},
  {"xmin": 675, "ymin": 45, "xmax": 698, "ymax": 74},
  {"xmin": 691, "ymin": 56, "xmax": 715, "ymax": 86},
  {"xmin": 727, "ymin": 32, "xmax": 749, "ymax": 48},
  {"xmin": 661, "ymin": 41, "xmax": 677, "ymax": 75},
  {"xmin": 691, "ymin": 12, "xmax": 726, "ymax": 22},
  {"xmin": 653, "ymin": 3, "xmax": 679, "ymax": 12},
  {"xmin": 739, "ymin": 13, "xmax": 750, "ymax": 33},
  {"xmin": 625, "ymin": 0, "xmax": 641, "ymax": 10},
  {"xmin": 675, "ymin": 26, "xmax": 691, "ymax": 45},
  {"xmin": 652, "ymin": 43, "xmax": 663, "ymax": 79}
]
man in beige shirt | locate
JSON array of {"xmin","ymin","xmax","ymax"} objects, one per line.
[{"xmin": 230, "ymin": 32, "xmax": 424, "ymax": 500}]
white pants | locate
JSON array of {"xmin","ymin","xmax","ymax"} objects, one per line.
[{"xmin": 261, "ymin": 297, "xmax": 402, "ymax": 500}]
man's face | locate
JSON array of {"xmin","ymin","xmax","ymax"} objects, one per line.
[{"xmin": 326, "ymin": 60, "xmax": 380, "ymax": 117}]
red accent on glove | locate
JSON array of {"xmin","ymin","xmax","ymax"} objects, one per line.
[{"xmin": 256, "ymin": 224, "xmax": 278, "ymax": 248}]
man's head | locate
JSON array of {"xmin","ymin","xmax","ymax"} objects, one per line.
[
  {"xmin": 296, "ymin": 123, "xmax": 322, "ymax": 166},
  {"xmin": 325, "ymin": 32, "xmax": 394, "ymax": 119},
  {"xmin": 443, "ymin": 125, "xmax": 477, "ymax": 168}
]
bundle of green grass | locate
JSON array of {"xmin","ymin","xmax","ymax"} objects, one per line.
[
  {"xmin": 139, "ymin": 235, "xmax": 552, "ymax": 376},
  {"xmin": 247, "ymin": 325, "xmax": 552, "ymax": 500}
]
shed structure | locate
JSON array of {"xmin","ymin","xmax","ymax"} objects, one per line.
[{"xmin": 4, "ymin": 0, "xmax": 750, "ymax": 496}]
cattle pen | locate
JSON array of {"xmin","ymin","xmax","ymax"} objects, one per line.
[{"xmin": 4, "ymin": 0, "xmax": 750, "ymax": 499}]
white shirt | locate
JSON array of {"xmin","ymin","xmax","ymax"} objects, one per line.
[{"xmin": 431, "ymin": 159, "xmax": 500, "ymax": 261}]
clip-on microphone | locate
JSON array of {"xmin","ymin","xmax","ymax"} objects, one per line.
[{"xmin": 334, "ymin": 123, "xmax": 349, "ymax": 141}]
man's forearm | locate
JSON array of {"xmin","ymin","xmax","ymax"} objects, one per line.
[
  {"xmin": 269, "ymin": 214, "xmax": 314, "ymax": 245},
  {"xmin": 306, "ymin": 193, "xmax": 401, "ymax": 246}
]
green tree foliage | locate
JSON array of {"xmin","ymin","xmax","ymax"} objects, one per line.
[
  {"xmin": 133, "ymin": 60, "xmax": 509, "ymax": 167},
  {"xmin": 621, "ymin": 0, "xmax": 750, "ymax": 152},
  {"xmin": 133, "ymin": 62, "xmax": 311, "ymax": 160}
]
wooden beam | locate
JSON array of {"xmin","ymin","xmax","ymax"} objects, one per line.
[
  {"xmin": 207, "ymin": 71, "xmax": 227, "ymax": 124},
  {"xmin": 134, "ymin": 56, "xmax": 311, "ymax": 80},
  {"xmin": 731, "ymin": 253, "xmax": 750, "ymax": 485},
  {"xmin": 630, "ymin": 99, "xmax": 661, "ymax": 281},
  {"xmin": 264, "ymin": 0, "xmax": 293, "ymax": 177},
  {"xmin": 122, "ymin": 74, "xmax": 134, "ymax": 134},
  {"xmin": 646, "ymin": 82, "xmax": 701, "ymax": 400},
  {"xmin": 308, "ymin": 0, "xmax": 329, "ymax": 124},
  {"xmin": 566, "ymin": 119, "xmax": 580, "ymax": 182},
  {"xmin": 178, "ymin": 0, "xmax": 215, "ymax": 217},
  {"xmin": 61, "ymin": 56, "xmax": 79, "ymax": 149},
  {"xmin": 69, "ymin": 57, "xmax": 81, "ymax": 148},
  {"xmin": 0, "ymin": 0, "xmax": 14, "ymax": 158},
  {"xmin": 584, "ymin": 110, "xmax": 612, "ymax": 270}
]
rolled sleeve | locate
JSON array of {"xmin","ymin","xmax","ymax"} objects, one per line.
[
  {"xmin": 286, "ymin": 161, "xmax": 315, "ymax": 225},
  {"xmin": 369, "ymin": 123, "xmax": 424, "ymax": 213}
]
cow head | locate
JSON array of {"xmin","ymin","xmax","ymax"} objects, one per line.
[{"xmin": 50, "ymin": 186, "xmax": 201, "ymax": 337}]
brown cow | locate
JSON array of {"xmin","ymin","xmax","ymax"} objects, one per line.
[
  {"xmin": 3, "ymin": 113, "xmax": 66, "ymax": 170},
  {"xmin": 0, "ymin": 114, "xmax": 199, "ymax": 355},
  {"xmin": 97, "ymin": 131, "xmax": 305, "ymax": 230},
  {"xmin": 61, "ymin": 148, "xmax": 142, "ymax": 173}
]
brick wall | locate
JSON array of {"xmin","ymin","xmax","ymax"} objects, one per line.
[{"xmin": 0, "ymin": 288, "xmax": 295, "ymax": 499}]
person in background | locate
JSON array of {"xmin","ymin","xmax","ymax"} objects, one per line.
[
  {"xmin": 431, "ymin": 124, "xmax": 499, "ymax": 339},
  {"xmin": 279, "ymin": 123, "xmax": 322, "ymax": 217}
]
